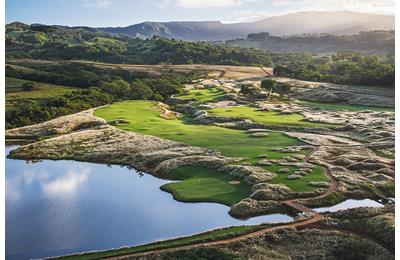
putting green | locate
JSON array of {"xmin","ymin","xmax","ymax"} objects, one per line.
[{"xmin": 161, "ymin": 166, "xmax": 251, "ymax": 205}]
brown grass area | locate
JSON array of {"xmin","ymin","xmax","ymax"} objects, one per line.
[{"xmin": 6, "ymin": 59, "xmax": 273, "ymax": 79}]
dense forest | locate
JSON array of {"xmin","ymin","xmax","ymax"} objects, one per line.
[
  {"xmin": 225, "ymin": 31, "xmax": 394, "ymax": 56},
  {"xmin": 6, "ymin": 22, "xmax": 304, "ymax": 67},
  {"xmin": 5, "ymin": 62, "xmax": 201, "ymax": 129},
  {"xmin": 6, "ymin": 22, "xmax": 395, "ymax": 87},
  {"xmin": 5, "ymin": 22, "xmax": 395, "ymax": 129},
  {"xmin": 274, "ymin": 51, "xmax": 395, "ymax": 86}
]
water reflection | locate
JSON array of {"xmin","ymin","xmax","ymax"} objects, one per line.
[
  {"xmin": 6, "ymin": 145, "xmax": 292, "ymax": 260},
  {"xmin": 42, "ymin": 168, "xmax": 90, "ymax": 196}
]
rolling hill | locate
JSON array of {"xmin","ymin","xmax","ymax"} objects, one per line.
[{"xmin": 96, "ymin": 11, "xmax": 394, "ymax": 40}]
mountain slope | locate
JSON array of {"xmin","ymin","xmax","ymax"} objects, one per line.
[{"xmin": 97, "ymin": 11, "xmax": 394, "ymax": 40}]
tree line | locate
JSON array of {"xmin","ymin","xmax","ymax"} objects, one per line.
[
  {"xmin": 274, "ymin": 51, "xmax": 394, "ymax": 87},
  {"xmin": 6, "ymin": 62, "xmax": 202, "ymax": 129}
]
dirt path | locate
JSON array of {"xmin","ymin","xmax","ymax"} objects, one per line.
[
  {"xmin": 107, "ymin": 215, "xmax": 323, "ymax": 260},
  {"xmin": 260, "ymin": 66, "xmax": 273, "ymax": 77},
  {"xmin": 106, "ymin": 147, "xmax": 338, "ymax": 260}
]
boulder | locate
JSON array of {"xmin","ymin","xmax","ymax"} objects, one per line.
[
  {"xmin": 251, "ymin": 132, "xmax": 269, "ymax": 137},
  {"xmin": 278, "ymin": 168, "xmax": 290, "ymax": 173},
  {"xmin": 220, "ymin": 165, "xmax": 276, "ymax": 184},
  {"xmin": 332, "ymin": 157, "xmax": 354, "ymax": 166},
  {"xmin": 309, "ymin": 181, "xmax": 330, "ymax": 188},
  {"xmin": 229, "ymin": 198, "xmax": 282, "ymax": 218},
  {"xmin": 287, "ymin": 174, "xmax": 302, "ymax": 180}
]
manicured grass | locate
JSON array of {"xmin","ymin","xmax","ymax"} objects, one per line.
[
  {"xmin": 95, "ymin": 100, "xmax": 303, "ymax": 162},
  {"xmin": 268, "ymin": 165, "xmax": 328, "ymax": 192},
  {"xmin": 300, "ymin": 100, "xmax": 394, "ymax": 112},
  {"xmin": 208, "ymin": 105, "xmax": 335, "ymax": 128},
  {"xmin": 161, "ymin": 166, "xmax": 252, "ymax": 205},
  {"xmin": 54, "ymin": 224, "xmax": 270, "ymax": 260},
  {"xmin": 176, "ymin": 87, "xmax": 226, "ymax": 105},
  {"xmin": 95, "ymin": 101, "xmax": 327, "ymax": 194},
  {"xmin": 5, "ymin": 77, "xmax": 77, "ymax": 110}
]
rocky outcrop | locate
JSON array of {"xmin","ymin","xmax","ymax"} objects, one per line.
[
  {"xmin": 5, "ymin": 109, "xmax": 107, "ymax": 139},
  {"xmin": 250, "ymin": 183, "xmax": 294, "ymax": 201},
  {"xmin": 220, "ymin": 165, "xmax": 276, "ymax": 185},
  {"xmin": 7, "ymin": 110, "xmax": 237, "ymax": 178},
  {"xmin": 229, "ymin": 198, "xmax": 285, "ymax": 218},
  {"xmin": 8, "ymin": 126, "xmax": 236, "ymax": 177}
]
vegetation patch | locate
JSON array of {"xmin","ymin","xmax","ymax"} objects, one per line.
[
  {"xmin": 300, "ymin": 100, "xmax": 394, "ymax": 112},
  {"xmin": 161, "ymin": 166, "xmax": 252, "ymax": 205},
  {"xmin": 208, "ymin": 105, "xmax": 335, "ymax": 128},
  {"xmin": 268, "ymin": 165, "xmax": 328, "ymax": 192},
  {"xmin": 176, "ymin": 87, "xmax": 227, "ymax": 105},
  {"xmin": 94, "ymin": 100, "xmax": 304, "ymax": 163},
  {"xmin": 5, "ymin": 77, "xmax": 76, "ymax": 110},
  {"xmin": 53, "ymin": 224, "xmax": 270, "ymax": 260}
]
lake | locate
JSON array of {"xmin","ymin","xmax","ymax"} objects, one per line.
[{"xmin": 5, "ymin": 145, "xmax": 292, "ymax": 259}]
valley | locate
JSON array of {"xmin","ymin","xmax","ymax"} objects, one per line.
[{"xmin": 5, "ymin": 62, "xmax": 394, "ymax": 259}]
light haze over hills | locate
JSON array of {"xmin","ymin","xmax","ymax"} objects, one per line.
[{"xmin": 95, "ymin": 11, "xmax": 394, "ymax": 41}]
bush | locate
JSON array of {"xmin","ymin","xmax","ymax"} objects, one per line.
[{"xmin": 22, "ymin": 82, "xmax": 35, "ymax": 91}]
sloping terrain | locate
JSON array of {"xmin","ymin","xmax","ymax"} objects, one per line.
[{"xmin": 97, "ymin": 11, "xmax": 394, "ymax": 40}]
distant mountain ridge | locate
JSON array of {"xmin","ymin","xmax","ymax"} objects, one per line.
[{"xmin": 95, "ymin": 11, "xmax": 394, "ymax": 41}]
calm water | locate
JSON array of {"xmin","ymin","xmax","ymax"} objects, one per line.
[{"xmin": 5, "ymin": 145, "xmax": 292, "ymax": 259}]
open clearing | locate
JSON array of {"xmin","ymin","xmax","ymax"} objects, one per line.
[
  {"xmin": 6, "ymin": 59, "xmax": 273, "ymax": 79},
  {"xmin": 5, "ymin": 77, "xmax": 77, "ymax": 110}
]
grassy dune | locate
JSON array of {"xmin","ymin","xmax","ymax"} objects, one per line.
[
  {"xmin": 300, "ymin": 100, "xmax": 395, "ymax": 112},
  {"xmin": 208, "ymin": 105, "xmax": 335, "ymax": 128},
  {"xmin": 95, "ymin": 100, "xmax": 328, "ymax": 202},
  {"xmin": 267, "ymin": 165, "xmax": 328, "ymax": 192},
  {"xmin": 95, "ymin": 100, "xmax": 303, "ymax": 162}
]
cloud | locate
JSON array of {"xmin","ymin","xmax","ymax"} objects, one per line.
[
  {"xmin": 23, "ymin": 169, "xmax": 50, "ymax": 185},
  {"xmin": 6, "ymin": 170, "xmax": 50, "ymax": 201},
  {"xmin": 84, "ymin": 0, "xmax": 111, "ymax": 8},
  {"xmin": 178, "ymin": 0, "xmax": 255, "ymax": 8},
  {"xmin": 223, "ymin": 10, "xmax": 271, "ymax": 23},
  {"xmin": 148, "ymin": 0, "xmax": 257, "ymax": 9},
  {"xmin": 269, "ymin": 0, "xmax": 394, "ymax": 15},
  {"xmin": 42, "ymin": 168, "xmax": 90, "ymax": 196},
  {"xmin": 6, "ymin": 177, "xmax": 22, "ymax": 201}
]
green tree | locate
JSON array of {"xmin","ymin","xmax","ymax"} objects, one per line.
[
  {"xmin": 274, "ymin": 83, "xmax": 292, "ymax": 97},
  {"xmin": 22, "ymin": 82, "xmax": 35, "ymax": 91},
  {"xmin": 239, "ymin": 83, "xmax": 260, "ymax": 98},
  {"xmin": 260, "ymin": 78, "xmax": 276, "ymax": 99}
]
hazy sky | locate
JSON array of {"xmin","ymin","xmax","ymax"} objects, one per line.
[{"xmin": 6, "ymin": 0, "xmax": 395, "ymax": 27}]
